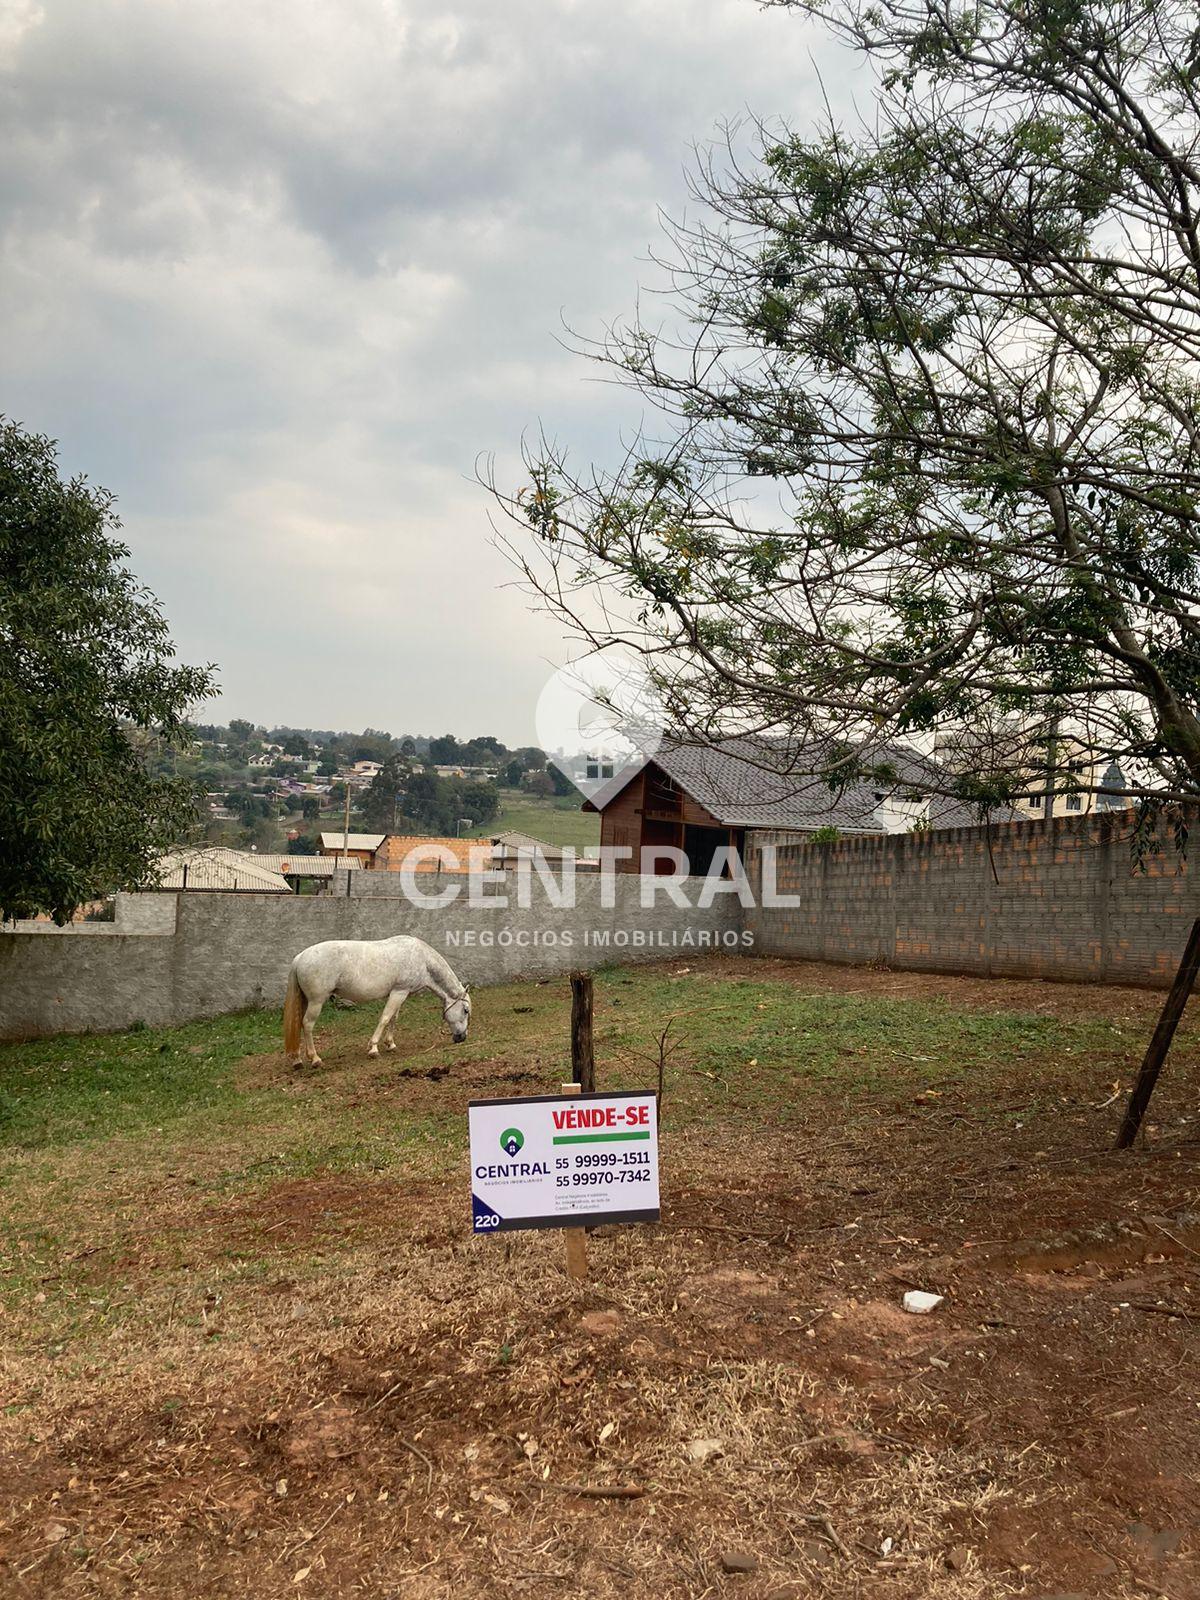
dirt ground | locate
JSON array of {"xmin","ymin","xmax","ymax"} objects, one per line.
[{"xmin": 1, "ymin": 957, "xmax": 1199, "ymax": 1599}]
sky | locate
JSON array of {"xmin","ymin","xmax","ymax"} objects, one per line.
[{"xmin": 1, "ymin": 0, "xmax": 850, "ymax": 746}]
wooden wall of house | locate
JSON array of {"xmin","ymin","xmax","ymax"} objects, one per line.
[
  {"xmin": 596, "ymin": 762, "xmax": 734, "ymax": 871},
  {"xmin": 598, "ymin": 770, "xmax": 645, "ymax": 871}
]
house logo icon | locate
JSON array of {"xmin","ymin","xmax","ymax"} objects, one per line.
[
  {"xmin": 500, "ymin": 1127, "xmax": 525, "ymax": 1158},
  {"xmin": 535, "ymin": 655, "xmax": 664, "ymax": 802}
]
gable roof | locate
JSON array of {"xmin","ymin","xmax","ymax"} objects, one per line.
[
  {"xmin": 319, "ymin": 832, "xmax": 386, "ymax": 852},
  {"xmin": 584, "ymin": 735, "xmax": 1016, "ymax": 833},
  {"xmin": 491, "ymin": 830, "xmax": 574, "ymax": 860},
  {"xmin": 154, "ymin": 848, "xmax": 292, "ymax": 892}
]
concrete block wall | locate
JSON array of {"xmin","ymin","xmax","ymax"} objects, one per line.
[
  {"xmin": 0, "ymin": 878, "xmax": 743, "ymax": 1041},
  {"xmin": 746, "ymin": 809, "xmax": 1200, "ymax": 987}
]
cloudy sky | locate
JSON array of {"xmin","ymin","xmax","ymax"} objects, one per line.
[{"xmin": 1, "ymin": 0, "xmax": 850, "ymax": 745}]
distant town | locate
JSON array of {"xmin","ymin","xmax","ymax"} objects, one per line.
[{"xmin": 172, "ymin": 721, "xmax": 600, "ymax": 860}]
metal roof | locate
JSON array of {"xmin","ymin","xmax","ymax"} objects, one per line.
[
  {"xmin": 492, "ymin": 830, "xmax": 573, "ymax": 859},
  {"xmin": 154, "ymin": 849, "xmax": 292, "ymax": 892},
  {"xmin": 319, "ymin": 832, "xmax": 386, "ymax": 852},
  {"xmin": 490, "ymin": 831, "xmax": 601, "ymax": 867},
  {"xmin": 249, "ymin": 853, "xmax": 360, "ymax": 875}
]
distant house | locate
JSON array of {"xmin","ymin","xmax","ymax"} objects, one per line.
[
  {"xmin": 489, "ymin": 831, "xmax": 599, "ymax": 870},
  {"xmin": 243, "ymin": 852, "xmax": 360, "ymax": 889},
  {"xmin": 318, "ymin": 831, "xmax": 387, "ymax": 866},
  {"xmin": 1012, "ymin": 748, "xmax": 1129, "ymax": 820},
  {"xmin": 583, "ymin": 736, "xmax": 1009, "ymax": 875},
  {"xmin": 556, "ymin": 752, "xmax": 620, "ymax": 795},
  {"xmin": 154, "ymin": 848, "xmax": 292, "ymax": 893},
  {"xmin": 155, "ymin": 848, "xmax": 364, "ymax": 892},
  {"xmin": 352, "ymin": 760, "xmax": 385, "ymax": 778}
]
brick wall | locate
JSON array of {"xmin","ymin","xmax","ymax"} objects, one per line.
[{"xmin": 745, "ymin": 809, "xmax": 1200, "ymax": 988}]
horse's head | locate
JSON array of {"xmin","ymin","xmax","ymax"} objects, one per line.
[{"xmin": 444, "ymin": 990, "xmax": 471, "ymax": 1043}]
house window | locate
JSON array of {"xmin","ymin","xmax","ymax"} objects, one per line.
[
  {"xmin": 1066, "ymin": 794, "xmax": 1082, "ymax": 811},
  {"xmin": 586, "ymin": 763, "xmax": 599, "ymax": 779},
  {"xmin": 601, "ymin": 763, "xmax": 614, "ymax": 778},
  {"xmin": 1028, "ymin": 794, "xmax": 1042, "ymax": 807}
]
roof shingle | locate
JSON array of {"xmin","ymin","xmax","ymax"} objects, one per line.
[{"xmin": 586, "ymin": 735, "xmax": 1017, "ymax": 833}]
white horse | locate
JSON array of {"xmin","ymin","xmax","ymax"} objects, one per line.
[{"xmin": 282, "ymin": 934, "xmax": 471, "ymax": 1067}]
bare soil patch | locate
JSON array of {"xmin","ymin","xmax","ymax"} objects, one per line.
[{"xmin": 735, "ymin": 954, "xmax": 1172, "ymax": 1022}]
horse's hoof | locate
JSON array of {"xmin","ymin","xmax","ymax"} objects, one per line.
[
  {"xmin": 367, "ymin": 1047, "xmax": 379, "ymax": 1058},
  {"xmin": 385, "ymin": 1041, "xmax": 396, "ymax": 1052},
  {"xmin": 310, "ymin": 1056, "xmax": 323, "ymax": 1067}
]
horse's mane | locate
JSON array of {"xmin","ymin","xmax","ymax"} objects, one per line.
[{"xmin": 420, "ymin": 941, "xmax": 467, "ymax": 999}]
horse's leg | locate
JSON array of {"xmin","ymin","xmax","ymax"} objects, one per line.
[
  {"xmin": 383, "ymin": 991, "xmax": 409, "ymax": 1052},
  {"xmin": 369, "ymin": 989, "xmax": 408, "ymax": 1057},
  {"xmin": 302, "ymin": 995, "xmax": 326, "ymax": 1066}
]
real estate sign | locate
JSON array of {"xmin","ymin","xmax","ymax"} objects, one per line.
[{"xmin": 468, "ymin": 1090, "xmax": 660, "ymax": 1233}]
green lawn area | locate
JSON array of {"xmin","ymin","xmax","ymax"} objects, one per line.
[
  {"xmin": 467, "ymin": 786, "xmax": 600, "ymax": 851},
  {"xmin": 0, "ymin": 963, "xmax": 1144, "ymax": 1164},
  {"xmin": 0, "ymin": 964, "xmax": 1164, "ymax": 1311}
]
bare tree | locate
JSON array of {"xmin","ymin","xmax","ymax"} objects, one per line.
[{"xmin": 494, "ymin": 0, "xmax": 1200, "ymax": 817}]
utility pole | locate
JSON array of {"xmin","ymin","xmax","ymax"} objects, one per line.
[
  {"xmin": 340, "ymin": 781, "xmax": 351, "ymax": 868},
  {"xmin": 1043, "ymin": 711, "xmax": 1060, "ymax": 822}
]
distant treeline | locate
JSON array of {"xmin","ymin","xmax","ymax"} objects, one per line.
[
  {"xmin": 190, "ymin": 721, "xmax": 575, "ymax": 836},
  {"xmin": 191, "ymin": 721, "xmax": 549, "ymax": 774}
]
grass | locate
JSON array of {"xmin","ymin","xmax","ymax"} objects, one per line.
[
  {"xmin": 0, "ymin": 969, "xmax": 1130, "ymax": 1164},
  {"xmin": 0, "ymin": 965, "xmax": 1148, "ymax": 1302},
  {"xmin": 466, "ymin": 787, "xmax": 600, "ymax": 851}
]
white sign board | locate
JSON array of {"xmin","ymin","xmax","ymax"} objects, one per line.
[{"xmin": 469, "ymin": 1090, "xmax": 660, "ymax": 1233}]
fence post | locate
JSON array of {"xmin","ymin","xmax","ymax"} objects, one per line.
[
  {"xmin": 559, "ymin": 1079, "xmax": 588, "ymax": 1279},
  {"xmin": 570, "ymin": 971, "xmax": 595, "ymax": 1092}
]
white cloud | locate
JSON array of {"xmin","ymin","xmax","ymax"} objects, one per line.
[{"xmin": 0, "ymin": 0, "xmax": 850, "ymax": 740}]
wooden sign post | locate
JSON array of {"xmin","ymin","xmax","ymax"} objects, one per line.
[
  {"xmin": 559, "ymin": 1079, "xmax": 588, "ymax": 1279},
  {"xmin": 570, "ymin": 972, "xmax": 595, "ymax": 1092}
]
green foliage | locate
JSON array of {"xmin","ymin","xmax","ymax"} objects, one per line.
[
  {"xmin": 0, "ymin": 421, "xmax": 213, "ymax": 922},
  {"xmin": 361, "ymin": 755, "xmax": 500, "ymax": 835}
]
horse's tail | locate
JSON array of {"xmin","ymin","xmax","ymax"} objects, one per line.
[{"xmin": 283, "ymin": 966, "xmax": 305, "ymax": 1059}]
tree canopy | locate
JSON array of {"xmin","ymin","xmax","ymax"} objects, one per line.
[
  {"xmin": 360, "ymin": 756, "xmax": 501, "ymax": 835},
  {"xmin": 0, "ymin": 421, "xmax": 213, "ymax": 921},
  {"xmin": 502, "ymin": 0, "xmax": 1200, "ymax": 812}
]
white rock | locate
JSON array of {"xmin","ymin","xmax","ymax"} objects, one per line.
[
  {"xmin": 902, "ymin": 1290, "xmax": 945, "ymax": 1314},
  {"xmin": 684, "ymin": 1437, "xmax": 725, "ymax": 1464}
]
